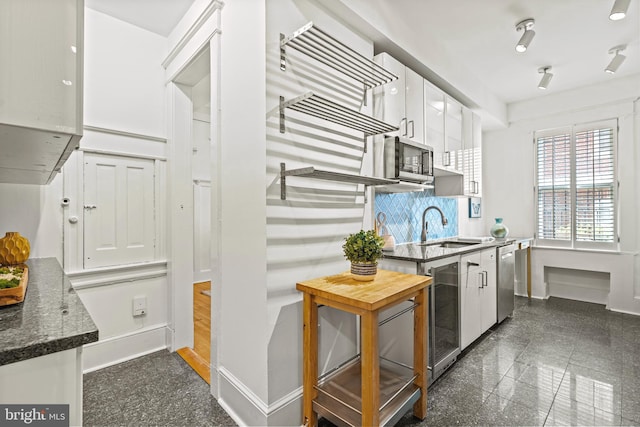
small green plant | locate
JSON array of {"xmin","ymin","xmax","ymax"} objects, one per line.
[{"xmin": 342, "ymin": 230, "xmax": 384, "ymax": 264}]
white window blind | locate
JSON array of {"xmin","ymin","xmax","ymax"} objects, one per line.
[
  {"xmin": 574, "ymin": 126, "xmax": 615, "ymax": 243},
  {"xmin": 535, "ymin": 120, "xmax": 617, "ymax": 250}
]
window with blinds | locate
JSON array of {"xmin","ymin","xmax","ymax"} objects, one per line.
[{"xmin": 535, "ymin": 120, "xmax": 617, "ymax": 249}]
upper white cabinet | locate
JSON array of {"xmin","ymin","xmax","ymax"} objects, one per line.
[
  {"xmin": 462, "ymin": 111, "xmax": 482, "ymax": 196},
  {"xmin": 424, "ymin": 80, "xmax": 445, "ymax": 155},
  {"xmin": 373, "ymin": 53, "xmax": 425, "ymax": 144},
  {"xmin": 443, "ymin": 97, "xmax": 464, "ymax": 173},
  {"xmin": 0, "ymin": 0, "xmax": 83, "ymax": 184},
  {"xmin": 436, "ymin": 108, "xmax": 483, "ymax": 197}
]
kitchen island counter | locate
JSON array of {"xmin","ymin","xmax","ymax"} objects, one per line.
[
  {"xmin": 0, "ymin": 258, "xmax": 97, "ymax": 426},
  {"xmin": 0, "ymin": 257, "xmax": 98, "ymax": 366}
]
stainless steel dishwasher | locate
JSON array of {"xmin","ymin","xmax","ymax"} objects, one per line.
[{"xmin": 497, "ymin": 244, "xmax": 516, "ymax": 322}]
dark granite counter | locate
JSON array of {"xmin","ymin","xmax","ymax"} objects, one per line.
[
  {"xmin": 0, "ymin": 258, "xmax": 98, "ymax": 366},
  {"xmin": 382, "ymin": 237, "xmax": 518, "ymax": 263}
]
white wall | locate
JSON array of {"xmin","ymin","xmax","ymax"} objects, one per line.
[
  {"xmin": 68, "ymin": 8, "xmax": 170, "ymax": 369},
  {"xmin": 0, "ymin": 176, "xmax": 63, "ymax": 262},
  {"xmin": 263, "ymin": 1, "xmax": 379, "ymax": 424},
  {"xmin": 483, "ymin": 74, "xmax": 640, "ymax": 314},
  {"xmin": 217, "ymin": 0, "xmax": 269, "ymax": 423},
  {"xmin": 84, "ymin": 8, "xmax": 167, "ymax": 137}
]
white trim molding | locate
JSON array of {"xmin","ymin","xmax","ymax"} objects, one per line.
[
  {"xmin": 67, "ymin": 261, "xmax": 168, "ymax": 289},
  {"xmin": 217, "ymin": 367, "xmax": 303, "ymax": 426},
  {"xmin": 162, "ymin": 0, "xmax": 224, "ymax": 69},
  {"xmin": 82, "ymin": 324, "xmax": 168, "ymax": 373},
  {"xmin": 83, "ymin": 125, "xmax": 167, "ymax": 143}
]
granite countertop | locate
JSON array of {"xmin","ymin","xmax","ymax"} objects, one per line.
[
  {"xmin": 382, "ymin": 237, "xmax": 530, "ymax": 263},
  {"xmin": 0, "ymin": 258, "xmax": 98, "ymax": 366}
]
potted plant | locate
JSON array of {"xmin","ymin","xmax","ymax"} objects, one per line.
[{"xmin": 342, "ymin": 229, "xmax": 385, "ymax": 281}]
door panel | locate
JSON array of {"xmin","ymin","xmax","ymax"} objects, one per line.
[{"xmin": 84, "ymin": 154, "xmax": 155, "ymax": 268}]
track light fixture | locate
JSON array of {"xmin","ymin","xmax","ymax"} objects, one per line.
[
  {"xmin": 515, "ymin": 18, "xmax": 535, "ymax": 53},
  {"xmin": 538, "ymin": 67, "xmax": 553, "ymax": 90},
  {"xmin": 609, "ymin": 0, "xmax": 631, "ymax": 20},
  {"xmin": 605, "ymin": 45, "xmax": 627, "ymax": 73}
]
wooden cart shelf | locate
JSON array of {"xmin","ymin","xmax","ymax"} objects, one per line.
[
  {"xmin": 313, "ymin": 356, "xmax": 420, "ymax": 427},
  {"xmin": 297, "ymin": 269, "xmax": 431, "ymax": 427}
]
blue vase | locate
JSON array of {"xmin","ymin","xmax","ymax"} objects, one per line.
[{"xmin": 490, "ymin": 218, "xmax": 509, "ymax": 239}]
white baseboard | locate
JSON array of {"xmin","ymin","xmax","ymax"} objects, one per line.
[
  {"xmin": 82, "ymin": 324, "xmax": 168, "ymax": 373},
  {"xmin": 218, "ymin": 367, "xmax": 303, "ymax": 426},
  {"xmin": 514, "ymin": 292, "xmax": 548, "ymax": 300}
]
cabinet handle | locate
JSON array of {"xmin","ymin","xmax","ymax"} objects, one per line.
[
  {"xmin": 481, "ymin": 271, "xmax": 488, "ymax": 288},
  {"xmin": 444, "ymin": 151, "xmax": 451, "ymax": 167},
  {"xmin": 400, "ymin": 118, "xmax": 407, "ymax": 136},
  {"xmin": 478, "ymin": 271, "xmax": 484, "ymax": 288},
  {"xmin": 409, "ymin": 120, "xmax": 415, "ymax": 138}
]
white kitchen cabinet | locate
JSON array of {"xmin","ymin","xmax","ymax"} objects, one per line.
[
  {"xmin": 374, "ymin": 53, "xmax": 425, "ymax": 144},
  {"xmin": 435, "ymin": 107, "xmax": 483, "ymax": 197},
  {"xmin": 460, "ymin": 248, "xmax": 496, "ymax": 349},
  {"xmin": 0, "ymin": 0, "xmax": 83, "ymax": 184},
  {"xmin": 444, "ymin": 97, "xmax": 464, "ymax": 172},
  {"xmin": 461, "ymin": 111, "xmax": 482, "ymax": 197},
  {"xmin": 424, "ymin": 80, "xmax": 445, "ymax": 156},
  {"xmin": 479, "ymin": 247, "xmax": 496, "ymax": 331},
  {"xmin": 0, "ymin": 348, "xmax": 84, "ymax": 426}
]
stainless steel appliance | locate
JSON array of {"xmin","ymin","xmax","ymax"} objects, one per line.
[
  {"xmin": 418, "ymin": 257, "xmax": 460, "ymax": 384},
  {"xmin": 375, "ymin": 136, "xmax": 434, "ymax": 184},
  {"xmin": 497, "ymin": 244, "xmax": 516, "ymax": 322}
]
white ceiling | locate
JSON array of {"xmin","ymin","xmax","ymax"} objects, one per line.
[
  {"xmin": 86, "ymin": 0, "xmax": 639, "ymax": 112},
  {"xmin": 85, "ymin": 0, "xmax": 195, "ymax": 37},
  {"xmin": 391, "ymin": 0, "xmax": 640, "ymax": 104}
]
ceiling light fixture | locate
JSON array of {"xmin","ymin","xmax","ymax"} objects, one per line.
[
  {"xmin": 515, "ymin": 18, "xmax": 535, "ymax": 53},
  {"xmin": 605, "ymin": 45, "xmax": 627, "ymax": 73},
  {"xmin": 538, "ymin": 67, "xmax": 553, "ymax": 90},
  {"xmin": 609, "ymin": 0, "xmax": 630, "ymax": 20}
]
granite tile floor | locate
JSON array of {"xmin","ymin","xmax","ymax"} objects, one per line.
[
  {"xmin": 84, "ymin": 296, "xmax": 640, "ymax": 426},
  {"xmin": 83, "ymin": 350, "xmax": 236, "ymax": 426},
  {"xmin": 392, "ymin": 296, "xmax": 640, "ymax": 427}
]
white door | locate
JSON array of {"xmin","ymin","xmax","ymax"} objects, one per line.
[
  {"xmin": 193, "ymin": 181, "xmax": 211, "ymax": 282},
  {"xmin": 83, "ymin": 153, "xmax": 155, "ymax": 269}
]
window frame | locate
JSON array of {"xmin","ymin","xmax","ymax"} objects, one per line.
[{"xmin": 534, "ymin": 119, "xmax": 618, "ymax": 251}]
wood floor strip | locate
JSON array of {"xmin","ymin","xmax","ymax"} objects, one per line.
[
  {"xmin": 177, "ymin": 281, "xmax": 212, "ymax": 384},
  {"xmin": 177, "ymin": 347, "xmax": 210, "ymax": 384}
]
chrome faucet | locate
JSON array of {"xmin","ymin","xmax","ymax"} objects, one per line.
[{"xmin": 421, "ymin": 206, "xmax": 448, "ymax": 243}]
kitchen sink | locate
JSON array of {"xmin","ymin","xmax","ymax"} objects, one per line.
[{"xmin": 417, "ymin": 241, "xmax": 479, "ymax": 248}]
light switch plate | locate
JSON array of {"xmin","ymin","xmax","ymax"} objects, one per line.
[{"xmin": 133, "ymin": 295, "xmax": 147, "ymax": 316}]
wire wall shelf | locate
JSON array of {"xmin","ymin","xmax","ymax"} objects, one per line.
[
  {"xmin": 279, "ymin": 92, "xmax": 398, "ymax": 143},
  {"xmin": 280, "ymin": 22, "xmax": 398, "ymax": 90},
  {"xmin": 280, "ymin": 163, "xmax": 398, "ymax": 201}
]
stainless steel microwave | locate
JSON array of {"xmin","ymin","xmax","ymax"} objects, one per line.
[{"xmin": 375, "ymin": 136, "xmax": 434, "ymax": 184}]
